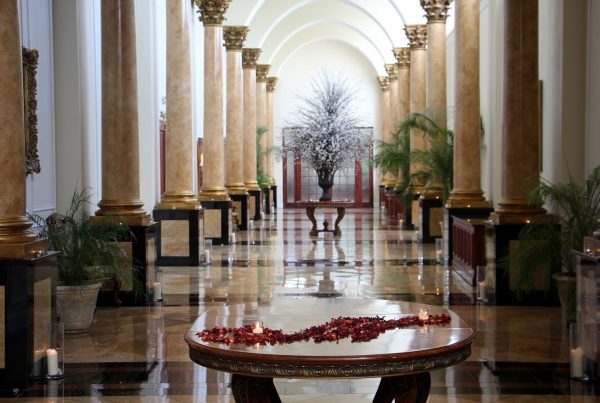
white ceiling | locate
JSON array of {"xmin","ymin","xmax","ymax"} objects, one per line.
[{"xmin": 224, "ymin": 0, "xmax": 454, "ymax": 75}]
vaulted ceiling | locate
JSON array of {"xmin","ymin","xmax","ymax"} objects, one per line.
[{"xmin": 225, "ymin": 0, "xmax": 454, "ymax": 75}]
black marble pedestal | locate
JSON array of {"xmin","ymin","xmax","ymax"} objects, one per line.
[
  {"xmin": 270, "ymin": 185, "xmax": 277, "ymax": 212},
  {"xmin": 419, "ymin": 198, "xmax": 444, "ymax": 243},
  {"xmin": 248, "ymin": 190, "xmax": 262, "ymax": 221},
  {"xmin": 230, "ymin": 194, "xmax": 249, "ymax": 231},
  {"xmin": 0, "ymin": 253, "xmax": 58, "ymax": 392},
  {"xmin": 154, "ymin": 209, "xmax": 204, "ymax": 265},
  {"xmin": 263, "ymin": 187, "xmax": 271, "ymax": 215},
  {"xmin": 97, "ymin": 223, "xmax": 157, "ymax": 307},
  {"xmin": 202, "ymin": 200, "xmax": 232, "ymax": 245},
  {"xmin": 484, "ymin": 221, "xmax": 559, "ymax": 305}
]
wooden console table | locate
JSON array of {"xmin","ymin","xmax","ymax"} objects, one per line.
[
  {"xmin": 185, "ymin": 299, "xmax": 474, "ymax": 403},
  {"xmin": 298, "ymin": 201, "xmax": 354, "ymax": 237}
]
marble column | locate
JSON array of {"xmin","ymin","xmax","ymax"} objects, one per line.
[
  {"xmin": 256, "ymin": 64, "xmax": 270, "ymax": 179},
  {"xmin": 223, "ymin": 26, "xmax": 248, "ymax": 195},
  {"xmin": 242, "ymin": 48, "xmax": 261, "ymax": 192},
  {"xmin": 0, "ymin": 0, "xmax": 40, "ymax": 258},
  {"xmin": 491, "ymin": 0, "xmax": 545, "ymax": 223},
  {"xmin": 96, "ymin": 0, "xmax": 150, "ymax": 224},
  {"xmin": 156, "ymin": 0, "xmax": 199, "ymax": 209},
  {"xmin": 377, "ymin": 76, "xmax": 391, "ymax": 187},
  {"xmin": 405, "ymin": 24, "xmax": 428, "ymax": 194},
  {"xmin": 196, "ymin": 0, "xmax": 230, "ymax": 202},
  {"xmin": 447, "ymin": 0, "xmax": 490, "ymax": 208},
  {"xmin": 393, "ymin": 47, "xmax": 411, "ymax": 123},
  {"xmin": 422, "ymin": 0, "xmax": 452, "ymax": 127},
  {"xmin": 266, "ymin": 77, "xmax": 278, "ymax": 185},
  {"xmin": 385, "ymin": 64, "xmax": 399, "ymax": 132}
]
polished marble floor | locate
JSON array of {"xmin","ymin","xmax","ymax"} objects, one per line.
[{"xmin": 6, "ymin": 208, "xmax": 600, "ymax": 402}]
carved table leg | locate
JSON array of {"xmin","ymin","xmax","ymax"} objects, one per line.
[
  {"xmin": 373, "ymin": 374, "xmax": 421, "ymax": 403},
  {"xmin": 306, "ymin": 207, "xmax": 318, "ymax": 236},
  {"xmin": 414, "ymin": 372, "xmax": 431, "ymax": 403},
  {"xmin": 334, "ymin": 207, "xmax": 346, "ymax": 236},
  {"xmin": 231, "ymin": 374, "xmax": 282, "ymax": 403}
]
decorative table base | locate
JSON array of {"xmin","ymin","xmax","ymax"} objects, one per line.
[
  {"xmin": 301, "ymin": 201, "xmax": 354, "ymax": 238},
  {"xmin": 231, "ymin": 372, "xmax": 431, "ymax": 403}
]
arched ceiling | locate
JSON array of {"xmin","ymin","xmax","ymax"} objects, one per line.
[{"xmin": 224, "ymin": 0, "xmax": 449, "ymax": 78}]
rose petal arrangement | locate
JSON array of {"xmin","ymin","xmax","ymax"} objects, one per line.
[{"xmin": 196, "ymin": 314, "xmax": 451, "ymax": 346}]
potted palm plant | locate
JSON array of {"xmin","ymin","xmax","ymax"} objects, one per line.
[
  {"xmin": 30, "ymin": 188, "xmax": 133, "ymax": 333},
  {"xmin": 508, "ymin": 166, "xmax": 600, "ymax": 322}
]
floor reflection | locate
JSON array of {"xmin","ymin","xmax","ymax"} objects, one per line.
[{"xmin": 3, "ymin": 209, "xmax": 594, "ymax": 402}]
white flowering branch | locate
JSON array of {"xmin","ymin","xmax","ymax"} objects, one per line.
[{"xmin": 280, "ymin": 71, "xmax": 372, "ymax": 177}]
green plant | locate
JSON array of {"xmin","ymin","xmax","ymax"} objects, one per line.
[
  {"xmin": 373, "ymin": 126, "xmax": 412, "ymax": 197},
  {"xmin": 401, "ymin": 113, "xmax": 454, "ymax": 202},
  {"xmin": 508, "ymin": 166, "xmax": 600, "ymax": 295},
  {"xmin": 256, "ymin": 125, "xmax": 273, "ymax": 190},
  {"xmin": 29, "ymin": 188, "xmax": 134, "ymax": 287}
]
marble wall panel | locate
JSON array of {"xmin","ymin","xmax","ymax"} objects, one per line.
[
  {"xmin": 161, "ymin": 220, "xmax": 190, "ymax": 256},
  {"xmin": 429, "ymin": 207, "xmax": 444, "ymax": 237},
  {"xmin": 205, "ymin": 209, "xmax": 222, "ymax": 238}
]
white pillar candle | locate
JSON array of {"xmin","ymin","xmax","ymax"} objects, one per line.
[
  {"xmin": 204, "ymin": 249, "xmax": 211, "ymax": 262},
  {"xmin": 230, "ymin": 233, "xmax": 236, "ymax": 243},
  {"xmin": 571, "ymin": 347, "xmax": 584, "ymax": 378},
  {"xmin": 46, "ymin": 348, "xmax": 59, "ymax": 376},
  {"xmin": 252, "ymin": 320, "xmax": 263, "ymax": 334},
  {"xmin": 418, "ymin": 308, "xmax": 429, "ymax": 321},
  {"xmin": 152, "ymin": 282, "xmax": 162, "ymax": 299},
  {"xmin": 478, "ymin": 281, "xmax": 487, "ymax": 300}
]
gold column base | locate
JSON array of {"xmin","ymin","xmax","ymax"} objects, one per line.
[
  {"xmin": 94, "ymin": 199, "xmax": 151, "ymax": 225},
  {"xmin": 446, "ymin": 190, "xmax": 491, "ymax": 209},
  {"xmin": 0, "ymin": 216, "xmax": 46, "ymax": 258},
  {"xmin": 198, "ymin": 186, "xmax": 231, "ymax": 202},
  {"xmin": 490, "ymin": 199, "xmax": 546, "ymax": 224},
  {"xmin": 244, "ymin": 180, "xmax": 261, "ymax": 192},
  {"xmin": 156, "ymin": 191, "xmax": 202, "ymax": 209},
  {"xmin": 226, "ymin": 183, "xmax": 249, "ymax": 196}
]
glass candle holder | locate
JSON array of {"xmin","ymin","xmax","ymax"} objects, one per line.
[
  {"xmin": 46, "ymin": 320, "xmax": 64, "ymax": 380},
  {"xmin": 570, "ymin": 323, "xmax": 589, "ymax": 381}
]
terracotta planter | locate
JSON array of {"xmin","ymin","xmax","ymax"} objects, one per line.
[{"xmin": 56, "ymin": 283, "xmax": 101, "ymax": 333}]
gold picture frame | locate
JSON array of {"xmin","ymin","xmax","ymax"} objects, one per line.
[{"xmin": 22, "ymin": 47, "xmax": 41, "ymax": 175}]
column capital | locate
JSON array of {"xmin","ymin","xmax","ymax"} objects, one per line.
[
  {"xmin": 393, "ymin": 47, "xmax": 411, "ymax": 68},
  {"xmin": 404, "ymin": 24, "xmax": 428, "ymax": 49},
  {"xmin": 223, "ymin": 26, "xmax": 248, "ymax": 51},
  {"xmin": 195, "ymin": 0, "xmax": 231, "ymax": 26},
  {"xmin": 384, "ymin": 64, "xmax": 398, "ymax": 80},
  {"xmin": 242, "ymin": 48, "xmax": 261, "ymax": 69},
  {"xmin": 421, "ymin": 0, "xmax": 453, "ymax": 23},
  {"xmin": 267, "ymin": 76, "xmax": 278, "ymax": 92},
  {"xmin": 256, "ymin": 64, "xmax": 270, "ymax": 82},
  {"xmin": 377, "ymin": 76, "xmax": 389, "ymax": 91}
]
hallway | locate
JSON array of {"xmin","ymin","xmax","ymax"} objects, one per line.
[{"xmin": 13, "ymin": 209, "xmax": 596, "ymax": 402}]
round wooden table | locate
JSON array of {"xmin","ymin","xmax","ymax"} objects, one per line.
[{"xmin": 185, "ymin": 299, "xmax": 474, "ymax": 403}]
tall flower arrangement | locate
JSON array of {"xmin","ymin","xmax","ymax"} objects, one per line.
[{"xmin": 280, "ymin": 71, "xmax": 372, "ymax": 200}]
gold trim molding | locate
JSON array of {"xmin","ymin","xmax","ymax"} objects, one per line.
[
  {"xmin": 266, "ymin": 76, "xmax": 278, "ymax": 92},
  {"xmin": 242, "ymin": 48, "xmax": 261, "ymax": 69},
  {"xmin": 421, "ymin": 0, "xmax": 453, "ymax": 22},
  {"xmin": 405, "ymin": 25, "xmax": 428, "ymax": 49},
  {"xmin": 384, "ymin": 64, "xmax": 398, "ymax": 80},
  {"xmin": 23, "ymin": 47, "xmax": 41, "ymax": 175},
  {"xmin": 195, "ymin": 0, "xmax": 231, "ymax": 26},
  {"xmin": 223, "ymin": 26, "xmax": 248, "ymax": 51},
  {"xmin": 256, "ymin": 64, "xmax": 270, "ymax": 82},
  {"xmin": 377, "ymin": 76, "xmax": 389, "ymax": 91},
  {"xmin": 393, "ymin": 47, "xmax": 411, "ymax": 68}
]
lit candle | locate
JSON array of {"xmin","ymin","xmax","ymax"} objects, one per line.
[
  {"xmin": 252, "ymin": 321, "xmax": 264, "ymax": 334},
  {"xmin": 46, "ymin": 348, "xmax": 59, "ymax": 376},
  {"xmin": 571, "ymin": 347, "xmax": 584, "ymax": 378},
  {"xmin": 152, "ymin": 282, "xmax": 162, "ymax": 299},
  {"xmin": 435, "ymin": 250, "xmax": 443, "ymax": 263},
  {"xmin": 204, "ymin": 249, "xmax": 211, "ymax": 263},
  {"xmin": 418, "ymin": 308, "xmax": 429, "ymax": 321},
  {"xmin": 478, "ymin": 281, "xmax": 487, "ymax": 300},
  {"xmin": 230, "ymin": 233, "xmax": 236, "ymax": 244}
]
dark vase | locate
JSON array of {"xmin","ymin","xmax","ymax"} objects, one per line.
[{"xmin": 317, "ymin": 169, "xmax": 335, "ymax": 201}]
